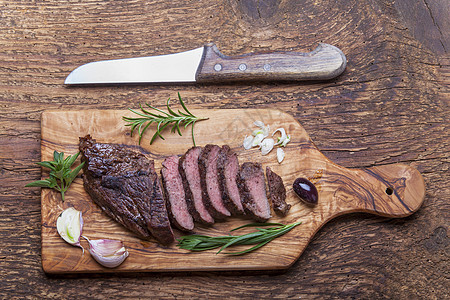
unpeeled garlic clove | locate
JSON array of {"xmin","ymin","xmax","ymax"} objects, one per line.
[
  {"xmin": 83, "ymin": 237, "xmax": 129, "ymax": 268},
  {"xmin": 56, "ymin": 207, "xmax": 84, "ymax": 251}
]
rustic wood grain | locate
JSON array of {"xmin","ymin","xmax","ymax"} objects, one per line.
[
  {"xmin": 40, "ymin": 109, "xmax": 425, "ymax": 273},
  {"xmin": 0, "ymin": 0, "xmax": 448, "ymax": 298}
]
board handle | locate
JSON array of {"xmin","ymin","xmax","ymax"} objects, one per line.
[
  {"xmin": 195, "ymin": 43, "xmax": 347, "ymax": 82},
  {"xmin": 335, "ymin": 163, "xmax": 426, "ymax": 218}
]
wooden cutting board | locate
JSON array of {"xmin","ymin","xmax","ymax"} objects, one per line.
[{"xmin": 40, "ymin": 109, "xmax": 425, "ymax": 274}]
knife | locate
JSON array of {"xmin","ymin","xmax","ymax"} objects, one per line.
[{"xmin": 64, "ymin": 43, "xmax": 346, "ymax": 85}]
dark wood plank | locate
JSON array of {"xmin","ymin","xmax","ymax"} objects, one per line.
[{"xmin": 0, "ymin": 0, "xmax": 448, "ymax": 298}]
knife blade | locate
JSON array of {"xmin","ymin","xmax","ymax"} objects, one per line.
[{"xmin": 64, "ymin": 43, "xmax": 346, "ymax": 85}]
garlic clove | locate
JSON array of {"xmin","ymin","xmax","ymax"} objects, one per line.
[
  {"xmin": 243, "ymin": 135, "xmax": 253, "ymax": 150},
  {"xmin": 260, "ymin": 138, "xmax": 275, "ymax": 155},
  {"xmin": 56, "ymin": 207, "xmax": 84, "ymax": 251},
  {"xmin": 83, "ymin": 237, "xmax": 129, "ymax": 268},
  {"xmin": 277, "ymin": 148, "xmax": 285, "ymax": 163},
  {"xmin": 252, "ymin": 133, "xmax": 265, "ymax": 147}
]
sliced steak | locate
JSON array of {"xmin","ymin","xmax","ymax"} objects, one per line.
[
  {"xmin": 79, "ymin": 135, "xmax": 174, "ymax": 245},
  {"xmin": 217, "ymin": 145, "xmax": 244, "ymax": 214},
  {"xmin": 179, "ymin": 147, "xmax": 214, "ymax": 225},
  {"xmin": 266, "ymin": 167, "xmax": 290, "ymax": 216},
  {"xmin": 198, "ymin": 144, "xmax": 231, "ymax": 219},
  {"xmin": 161, "ymin": 155, "xmax": 194, "ymax": 231},
  {"xmin": 237, "ymin": 162, "xmax": 271, "ymax": 222}
]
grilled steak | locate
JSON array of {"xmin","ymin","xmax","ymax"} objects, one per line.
[
  {"xmin": 237, "ymin": 162, "xmax": 271, "ymax": 222},
  {"xmin": 266, "ymin": 167, "xmax": 290, "ymax": 216},
  {"xmin": 217, "ymin": 145, "xmax": 244, "ymax": 214},
  {"xmin": 79, "ymin": 135, "xmax": 174, "ymax": 245},
  {"xmin": 198, "ymin": 144, "xmax": 231, "ymax": 219},
  {"xmin": 161, "ymin": 155, "xmax": 195, "ymax": 231},
  {"xmin": 179, "ymin": 147, "xmax": 214, "ymax": 225}
]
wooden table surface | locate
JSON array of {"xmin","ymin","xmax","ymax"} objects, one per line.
[{"xmin": 1, "ymin": 0, "xmax": 448, "ymax": 299}]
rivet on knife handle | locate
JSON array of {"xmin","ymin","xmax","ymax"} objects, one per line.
[{"xmin": 195, "ymin": 43, "xmax": 347, "ymax": 82}]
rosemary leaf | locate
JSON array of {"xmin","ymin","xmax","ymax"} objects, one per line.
[
  {"xmin": 177, "ymin": 222, "xmax": 301, "ymax": 255},
  {"xmin": 123, "ymin": 93, "xmax": 208, "ymax": 146}
]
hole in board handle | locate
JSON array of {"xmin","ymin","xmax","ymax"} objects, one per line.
[{"xmin": 385, "ymin": 187, "xmax": 394, "ymax": 195}]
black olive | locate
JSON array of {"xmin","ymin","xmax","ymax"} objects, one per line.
[{"xmin": 293, "ymin": 177, "xmax": 318, "ymax": 205}]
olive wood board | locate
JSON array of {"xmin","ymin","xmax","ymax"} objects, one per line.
[{"xmin": 40, "ymin": 109, "xmax": 425, "ymax": 274}]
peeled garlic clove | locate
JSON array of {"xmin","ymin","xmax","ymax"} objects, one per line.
[
  {"xmin": 277, "ymin": 148, "xmax": 285, "ymax": 163},
  {"xmin": 273, "ymin": 128, "xmax": 287, "ymax": 145},
  {"xmin": 84, "ymin": 237, "xmax": 129, "ymax": 268},
  {"xmin": 243, "ymin": 135, "xmax": 253, "ymax": 150},
  {"xmin": 252, "ymin": 133, "xmax": 265, "ymax": 147},
  {"xmin": 260, "ymin": 138, "xmax": 275, "ymax": 155},
  {"xmin": 56, "ymin": 207, "xmax": 84, "ymax": 251}
]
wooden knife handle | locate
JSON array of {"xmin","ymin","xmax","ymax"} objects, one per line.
[{"xmin": 195, "ymin": 43, "xmax": 347, "ymax": 82}]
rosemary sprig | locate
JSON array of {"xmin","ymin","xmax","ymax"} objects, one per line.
[
  {"xmin": 177, "ymin": 222, "xmax": 301, "ymax": 255},
  {"xmin": 122, "ymin": 93, "xmax": 208, "ymax": 146},
  {"xmin": 25, "ymin": 151, "xmax": 84, "ymax": 201}
]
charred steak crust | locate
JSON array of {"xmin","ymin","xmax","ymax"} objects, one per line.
[
  {"xmin": 148, "ymin": 177, "xmax": 176, "ymax": 245},
  {"xmin": 79, "ymin": 135, "xmax": 174, "ymax": 245},
  {"xmin": 266, "ymin": 167, "xmax": 290, "ymax": 216},
  {"xmin": 198, "ymin": 144, "xmax": 231, "ymax": 219},
  {"xmin": 179, "ymin": 147, "xmax": 214, "ymax": 225},
  {"xmin": 160, "ymin": 155, "xmax": 194, "ymax": 232},
  {"xmin": 217, "ymin": 145, "xmax": 244, "ymax": 214},
  {"xmin": 237, "ymin": 162, "xmax": 271, "ymax": 222}
]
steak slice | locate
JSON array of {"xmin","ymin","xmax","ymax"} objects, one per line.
[
  {"xmin": 198, "ymin": 144, "xmax": 231, "ymax": 219},
  {"xmin": 237, "ymin": 162, "xmax": 271, "ymax": 222},
  {"xmin": 79, "ymin": 135, "xmax": 174, "ymax": 245},
  {"xmin": 266, "ymin": 167, "xmax": 290, "ymax": 216},
  {"xmin": 161, "ymin": 155, "xmax": 194, "ymax": 231},
  {"xmin": 179, "ymin": 147, "xmax": 214, "ymax": 225},
  {"xmin": 217, "ymin": 145, "xmax": 244, "ymax": 214}
]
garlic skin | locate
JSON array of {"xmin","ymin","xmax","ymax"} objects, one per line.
[
  {"xmin": 277, "ymin": 148, "xmax": 285, "ymax": 163},
  {"xmin": 260, "ymin": 138, "xmax": 275, "ymax": 155},
  {"xmin": 56, "ymin": 207, "xmax": 84, "ymax": 251},
  {"xmin": 84, "ymin": 237, "xmax": 129, "ymax": 268}
]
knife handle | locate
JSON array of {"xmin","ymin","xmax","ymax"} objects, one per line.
[{"xmin": 195, "ymin": 43, "xmax": 347, "ymax": 82}]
